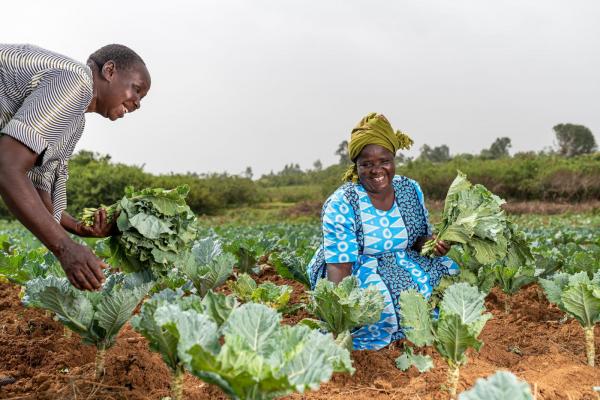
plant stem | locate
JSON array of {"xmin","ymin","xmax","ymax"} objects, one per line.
[
  {"xmin": 447, "ymin": 364, "xmax": 460, "ymax": 399},
  {"xmin": 63, "ymin": 326, "xmax": 72, "ymax": 338},
  {"xmin": 95, "ymin": 348, "xmax": 106, "ymax": 380},
  {"xmin": 171, "ymin": 367, "xmax": 185, "ymax": 400},
  {"xmin": 584, "ymin": 326, "xmax": 595, "ymax": 367},
  {"xmin": 504, "ymin": 297, "xmax": 512, "ymax": 314}
]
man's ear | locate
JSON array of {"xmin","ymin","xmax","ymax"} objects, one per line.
[{"xmin": 101, "ymin": 60, "xmax": 116, "ymax": 82}]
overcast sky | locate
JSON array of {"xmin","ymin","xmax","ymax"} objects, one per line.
[{"xmin": 4, "ymin": 1, "xmax": 599, "ymax": 177}]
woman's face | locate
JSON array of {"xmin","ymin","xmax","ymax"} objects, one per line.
[
  {"xmin": 356, "ymin": 144, "xmax": 395, "ymax": 194},
  {"xmin": 96, "ymin": 62, "xmax": 151, "ymax": 121}
]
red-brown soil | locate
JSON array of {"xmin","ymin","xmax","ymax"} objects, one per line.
[{"xmin": 1, "ymin": 274, "xmax": 598, "ymax": 400}]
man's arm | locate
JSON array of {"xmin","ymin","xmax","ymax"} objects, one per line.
[{"xmin": 0, "ymin": 135, "xmax": 105, "ymax": 290}]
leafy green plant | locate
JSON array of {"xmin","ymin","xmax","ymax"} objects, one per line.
[
  {"xmin": 182, "ymin": 237, "xmax": 235, "ymax": 297},
  {"xmin": 399, "ymin": 283, "xmax": 492, "ymax": 398},
  {"xmin": 303, "ymin": 276, "xmax": 384, "ymax": 350},
  {"xmin": 270, "ymin": 251, "xmax": 311, "ymax": 288},
  {"xmin": 492, "ymin": 263, "xmax": 537, "ymax": 313},
  {"xmin": 228, "ymin": 273, "xmax": 300, "ymax": 314},
  {"xmin": 539, "ymin": 271, "xmax": 600, "ymax": 366},
  {"xmin": 162, "ymin": 301, "xmax": 354, "ymax": 400},
  {"xmin": 459, "ymin": 371, "xmax": 533, "ymax": 400},
  {"xmin": 395, "ymin": 344, "xmax": 434, "ymax": 373},
  {"xmin": 23, "ymin": 273, "xmax": 152, "ymax": 378},
  {"xmin": 0, "ymin": 246, "xmax": 63, "ymax": 285},
  {"xmin": 131, "ymin": 289, "xmax": 238, "ymax": 400},
  {"xmin": 421, "ymin": 171, "xmax": 532, "ymax": 268},
  {"xmin": 86, "ymin": 185, "xmax": 199, "ymax": 277}
]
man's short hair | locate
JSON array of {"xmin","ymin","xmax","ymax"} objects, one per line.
[{"xmin": 88, "ymin": 44, "xmax": 145, "ymax": 70}]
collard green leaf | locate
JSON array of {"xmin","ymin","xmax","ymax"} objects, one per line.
[
  {"xmin": 399, "ymin": 290, "xmax": 434, "ymax": 346},
  {"xmin": 561, "ymin": 283, "xmax": 600, "ymax": 327},
  {"xmin": 459, "ymin": 371, "xmax": 533, "ymax": 400},
  {"xmin": 435, "ymin": 314, "xmax": 483, "ymax": 366},
  {"xmin": 440, "ymin": 282, "xmax": 487, "ymax": 326},
  {"xmin": 395, "ymin": 346, "xmax": 434, "ymax": 373},
  {"xmin": 200, "ymin": 290, "xmax": 238, "ymax": 326},
  {"xmin": 539, "ymin": 273, "xmax": 570, "ymax": 308}
]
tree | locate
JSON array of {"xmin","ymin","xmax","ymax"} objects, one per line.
[
  {"xmin": 312, "ymin": 159, "xmax": 323, "ymax": 171},
  {"xmin": 418, "ymin": 144, "xmax": 451, "ymax": 163},
  {"xmin": 243, "ymin": 166, "xmax": 253, "ymax": 180},
  {"xmin": 481, "ymin": 137, "xmax": 511, "ymax": 159},
  {"xmin": 335, "ymin": 140, "xmax": 350, "ymax": 164},
  {"xmin": 554, "ymin": 123, "xmax": 597, "ymax": 157}
]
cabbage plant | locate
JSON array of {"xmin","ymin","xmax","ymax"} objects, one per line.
[
  {"xmin": 303, "ymin": 276, "xmax": 384, "ymax": 350},
  {"xmin": 228, "ymin": 273, "xmax": 300, "ymax": 314},
  {"xmin": 459, "ymin": 371, "xmax": 533, "ymax": 400},
  {"xmin": 130, "ymin": 289, "xmax": 238, "ymax": 400},
  {"xmin": 399, "ymin": 283, "xmax": 492, "ymax": 398},
  {"xmin": 182, "ymin": 237, "xmax": 234, "ymax": 297},
  {"xmin": 23, "ymin": 273, "xmax": 152, "ymax": 378},
  {"xmin": 539, "ymin": 271, "xmax": 600, "ymax": 366},
  {"xmin": 159, "ymin": 301, "xmax": 354, "ymax": 400}
]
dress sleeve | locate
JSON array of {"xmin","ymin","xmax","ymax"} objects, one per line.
[
  {"xmin": 409, "ymin": 179, "xmax": 433, "ymax": 237},
  {"xmin": 0, "ymin": 70, "xmax": 92, "ymax": 155},
  {"xmin": 322, "ymin": 191, "xmax": 359, "ymax": 264}
]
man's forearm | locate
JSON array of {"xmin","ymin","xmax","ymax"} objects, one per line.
[
  {"xmin": 0, "ymin": 169, "xmax": 72, "ymax": 255},
  {"xmin": 60, "ymin": 211, "xmax": 85, "ymax": 236}
]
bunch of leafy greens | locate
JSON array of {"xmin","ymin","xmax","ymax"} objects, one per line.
[
  {"xmin": 182, "ymin": 237, "xmax": 235, "ymax": 297},
  {"xmin": 159, "ymin": 301, "xmax": 354, "ymax": 400},
  {"xmin": 89, "ymin": 186, "xmax": 198, "ymax": 277},
  {"xmin": 459, "ymin": 371, "xmax": 534, "ymax": 400},
  {"xmin": 303, "ymin": 276, "xmax": 384, "ymax": 350},
  {"xmin": 399, "ymin": 283, "xmax": 492, "ymax": 398},
  {"xmin": 539, "ymin": 271, "xmax": 600, "ymax": 367},
  {"xmin": 23, "ymin": 273, "xmax": 152, "ymax": 378},
  {"xmin": 421, "ymin": 171, "xmax": 532, "ymax": 268},
  {"xmin": 131, "ymin": 288, "xmax": 238, "ymax": 400},
  {"xmin": 228, "ymin": 273, "xmax": 302, "ymax": 314}
]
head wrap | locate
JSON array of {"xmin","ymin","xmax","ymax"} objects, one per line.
[{"xmin": 342, "ymin": 113, "xmax": 413, "ymax": 182}]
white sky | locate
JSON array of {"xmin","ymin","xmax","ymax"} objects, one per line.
[{"xmin": 3, "ymin": 1, "xmax": 599, "ymax": 177}]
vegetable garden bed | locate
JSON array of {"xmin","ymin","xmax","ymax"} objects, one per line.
[{"xmin": 1, "ymin": 270, "xmax": 598, "ymax": 400}]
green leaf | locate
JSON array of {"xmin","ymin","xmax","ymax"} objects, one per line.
[
  {"xmin": 395, "ymin": 346, "xmax": 434, "ymax": 373},
  {"xmin": 459, "ymin": 371, "xmax": 533, "ymax": 400},
  {"xmin": 561, "ymin": 283, "xmax": 600, "ymax": 327},
  {"xmin": 307, "ymin": 276, "xmax": 384, "ymax": 336},
  {"xmin": 228, "ymin": 273, "xmax": 257, "ymax": 302},
  {"xmin": 201, "ymin": 291, "xmax": 238, "ymax": 326},
  {"xmin": 222, "ymin": 303, "xmax": 281, "ymax": 356},
  {"xmin": 539, "ymin": 273, "xmax": 570, "ymax": 308},
  {"xmin": 440, "ymin": 283, "xmax": 487, "ymax": 326},
  {"xmin": 435, "ymin": 314, "xmax": 482, "ymax": 366},
  {"xmin": 398, "ymin": 290, "xmax": 434, "ymax": 346},
  {"xmin": 96, "ymin": 283, "xmax": 151, "ymax": 342}
]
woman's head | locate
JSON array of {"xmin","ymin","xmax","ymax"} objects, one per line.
[
  {"xmin": 356, "ymin": 144, "xmax": 396, "ymax": 193},
  {"xmin": 343, "ymin": 113, "xmax": 413, "ymax": 185},
  {"xmin": 88, "ymin": 44, "xmax": 151, "ymax": 121}
]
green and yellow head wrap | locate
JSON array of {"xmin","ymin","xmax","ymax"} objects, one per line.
[{"xmin": 342, "ymin": 112, "xmax": 413, "ymax": 182}]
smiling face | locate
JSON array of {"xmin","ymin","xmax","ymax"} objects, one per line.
[
  {"xmin": 94, "ymin": 61, "xmax": 151, "ymax": 121},
  {"xmin": 356, "ymin": 144, "xmax": 396, "ymax": 194}
]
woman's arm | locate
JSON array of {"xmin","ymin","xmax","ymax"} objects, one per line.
[{"xmin": 326, "ymin": 263, "xmax": 353, "ymax": 284}]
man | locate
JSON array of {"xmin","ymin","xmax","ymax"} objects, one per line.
[{"xmin": 0, "ymin": 43, "xmax": 151, "ymax": 291}]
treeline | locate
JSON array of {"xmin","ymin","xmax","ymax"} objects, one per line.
[
  {"xmin": 0, "ymin": 151, "xmax": 262, "ymax": 219},
  {"xmin": 259, "ymin": 153, "xmax": 600, "ymax": 203}
]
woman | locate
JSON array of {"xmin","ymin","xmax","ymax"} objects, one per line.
[
  {"xmin": 307, "ymin": 113, "xmax": 459, "ymax": 350},
  {"xmin": 0, "ymin": 43, "xmax": 151, "ymax": 291}
]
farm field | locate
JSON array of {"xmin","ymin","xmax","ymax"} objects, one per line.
[{"xmin": 0, "ymin": 213, "xmax": 599, "ymax": 400}]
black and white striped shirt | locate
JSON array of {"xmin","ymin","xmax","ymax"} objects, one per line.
[{"xmin": 0, "ymin": 44, "xmax": 93, "ymax": 221}]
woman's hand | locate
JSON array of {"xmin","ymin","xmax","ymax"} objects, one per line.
[
  {"xmin": 77, "ymin": 208, "xmax": 119, "ymax": 238},
  {"xmin": 326, "ymin": 263, "xmax": 353, "ymax": 284},
  {"xmin": 431, "ymin": 235, "xmax": 451, "ymax": 256}
]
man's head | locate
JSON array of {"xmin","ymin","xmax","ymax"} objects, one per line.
[{"xmin": 88, "ymin": 44, "xmax": 151, "ymax": 121}]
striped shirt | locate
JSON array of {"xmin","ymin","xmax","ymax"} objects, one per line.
[{"xmin": 0, "ymin": 44, "xmax": 93, "ymax": 221}]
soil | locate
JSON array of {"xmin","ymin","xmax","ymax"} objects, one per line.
[{"xmin": 1, "ymin": 273, "xmax": 599, "ymax": 400}]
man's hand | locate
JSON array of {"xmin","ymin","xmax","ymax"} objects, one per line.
[
  {"xmin": 77, "ymin": 208, "xmax": 118, "ymax": 238},
  {"xmin": 55, "ymin": 240, "xmax": 106, "ymax": 290}
]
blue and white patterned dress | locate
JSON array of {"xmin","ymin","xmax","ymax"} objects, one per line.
[{"xmin": 307, "ymin": 175, "xmax": 459, "ymax": 350}]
